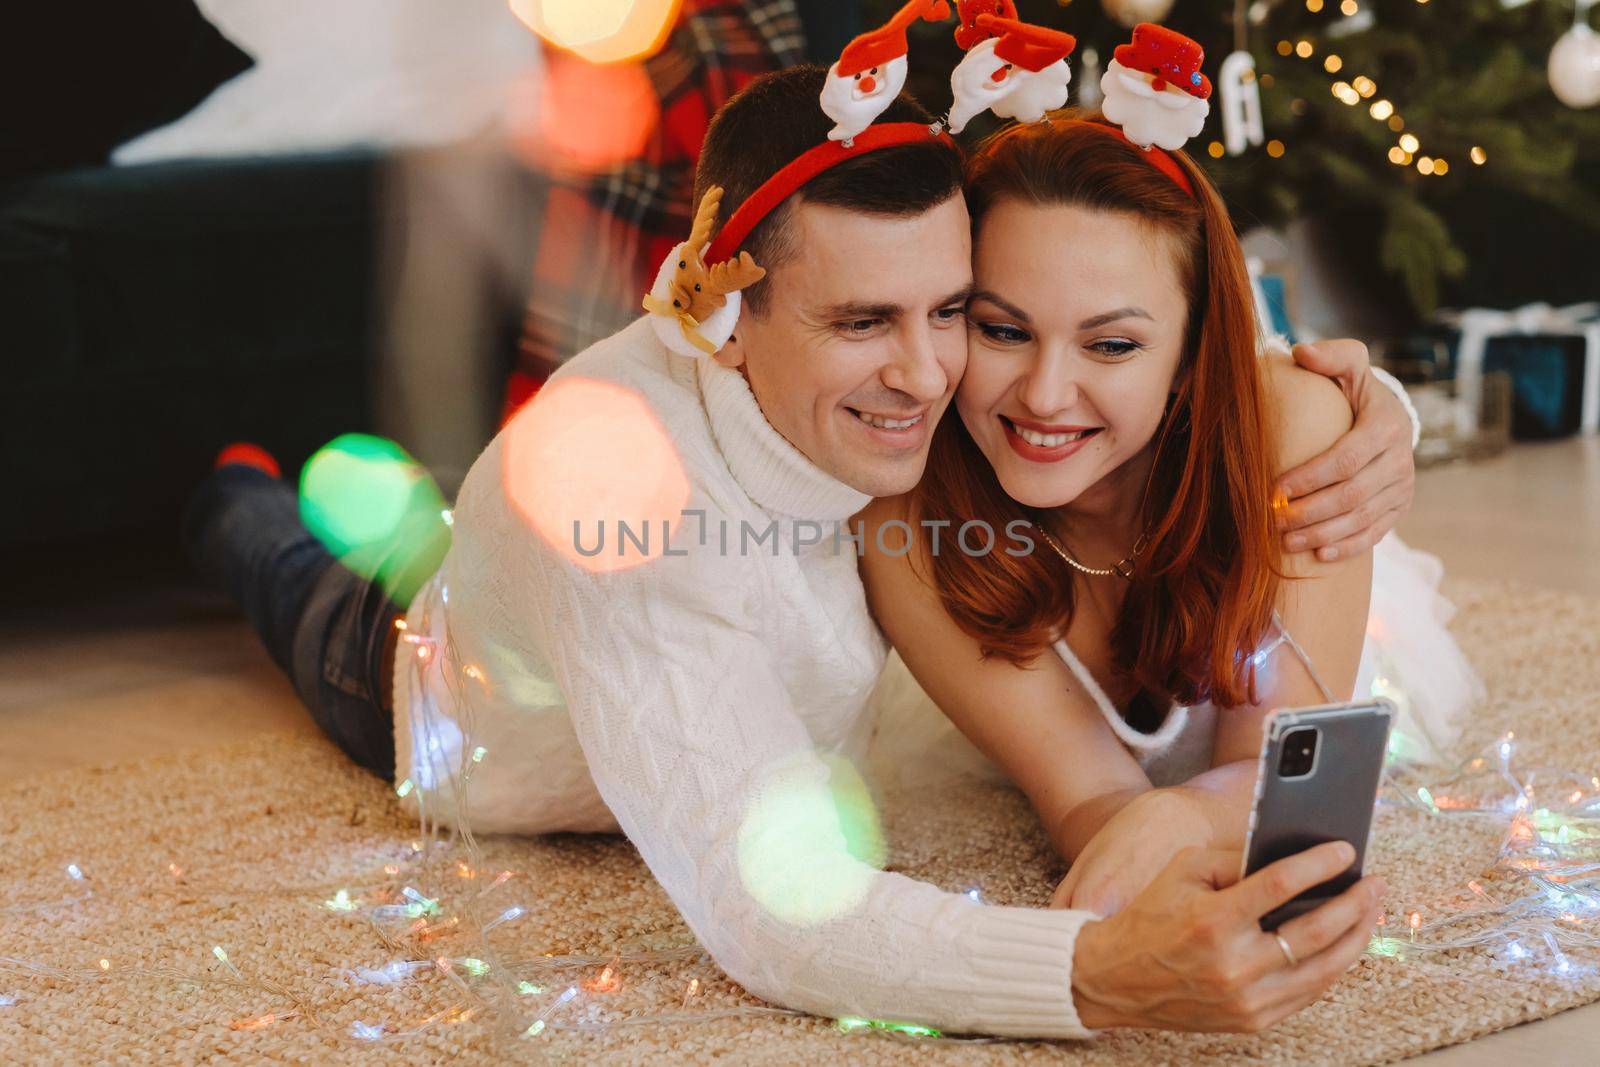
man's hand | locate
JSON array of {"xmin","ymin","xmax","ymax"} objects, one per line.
[
  {"xmin": 1275, "ymin": 339, "xmax": 1415, "ymax": 562},
  {"xmin": 1070, "ymin": 842, "xmax": 1385, "ymax": 1032},
  {"xmin": 1050, "ymin": 789, "xmax": 1212, "ymax": 918}
]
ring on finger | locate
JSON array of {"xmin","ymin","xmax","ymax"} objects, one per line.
[{"xmin": 1275, "ymin": 932, "xmax": 1299, "ymax": 968}]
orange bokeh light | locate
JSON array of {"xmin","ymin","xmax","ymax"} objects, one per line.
[
  {"xmin": 509, "ymin": 0, "xmax": 682, "ymax": 65},
  {"xmin": 503, "ymin": 376, "xmax": 691, "ymax": 574},
  {"xmin": 506, "ymin": 55, "xmax": 659, "ymax": 172}
]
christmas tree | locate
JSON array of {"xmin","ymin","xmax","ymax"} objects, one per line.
[{"xmin": 882, "ymin": 0, "xmax": 1600, "ymax": 324}]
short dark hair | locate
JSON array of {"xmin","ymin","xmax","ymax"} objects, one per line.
[{"xmin": 693, "ymin": 66, "xmax": 964, "ymax": 312}]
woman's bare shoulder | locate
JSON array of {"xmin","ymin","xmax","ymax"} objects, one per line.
[{"xmin": 1260, "ymin": 347, "xmax": 1354, "ymax": 474}]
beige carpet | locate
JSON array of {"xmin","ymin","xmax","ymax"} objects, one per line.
[{"xmin": 3, "ymin": 579, "xmax": 1599, "ymax": 1064}]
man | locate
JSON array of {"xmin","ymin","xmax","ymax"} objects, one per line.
[{"xmin": 189, "ymin": 67, "xmax": 1406, "ymax": 1037}]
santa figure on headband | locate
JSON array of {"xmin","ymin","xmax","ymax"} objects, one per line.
[
  {"xmin": 947, "ymin": 12, "xmax": 1077, "ymax": 134},
  {"xmin": 953, "ymin": 0, "xmax": 1016, "ymax": 50},
  {"xmin": 821, "ymin": 0, "xmax": 951, "ymax": 145},
  {"xmin": 1099, "ymin": 23, "xmax": 1213, "ymax": 151}
]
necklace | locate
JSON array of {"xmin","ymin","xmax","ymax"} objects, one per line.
[{"xmin": 1033, "ymin": 522, "xmax": 1147, "ymax": 581}]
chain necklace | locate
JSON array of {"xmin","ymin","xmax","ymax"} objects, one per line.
[{"xmin": 1032, "ymin": 522, "xmax": 1148, "ymax": 581}]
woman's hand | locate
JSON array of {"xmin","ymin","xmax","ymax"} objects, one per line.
[
  {"xmin": 1051, "ymin": 789, "xmax": 1213, "ymax": 916},
  {"xmin": 1070, "ymin": 842, "xmax": 1386, "ymax": 1032}
]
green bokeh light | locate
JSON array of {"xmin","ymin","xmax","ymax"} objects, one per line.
[
  {"xmin": 298, "ymin": 433, "xmax": 451, "ymax": 604},
  {"xmin": 736, "ymin": 754, "xmax": 886, "ymax": 927}
]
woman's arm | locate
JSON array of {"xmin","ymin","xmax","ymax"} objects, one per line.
[{"xmin": 858, "ymin": 496, "xmax": 1167, "ymax": 862}]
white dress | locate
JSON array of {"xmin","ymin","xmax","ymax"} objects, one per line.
[{"xmin": 866, "ymin": 535, "xmax": 1484, "ymax": 789}]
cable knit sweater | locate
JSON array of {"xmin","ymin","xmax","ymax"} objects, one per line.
[{"xmin": 392, "ymin": 317, "xmax": 1095, "ymax": 1039}]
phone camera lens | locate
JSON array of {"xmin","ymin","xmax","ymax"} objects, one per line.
[{"xmin": 1278, "ymin": 727, "xmax": 1319, "ymax": 778}]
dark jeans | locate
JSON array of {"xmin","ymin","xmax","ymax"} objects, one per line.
[{"xmin": 182, "ymin": 465, "xmax": 400, "ymax": 778}]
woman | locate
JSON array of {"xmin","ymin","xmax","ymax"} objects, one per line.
[{"xmin": 861, "ymin": 112, "xmax": 1480, "ymax": 917}]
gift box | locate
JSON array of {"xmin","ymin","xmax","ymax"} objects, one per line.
[{"xmin": 1433, "ymin": 303, "xmax": 1600, "ymax": 440}]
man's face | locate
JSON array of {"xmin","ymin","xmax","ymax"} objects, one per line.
[{"xmin": 716, "ymin": 196, "xmax": 972, "ymax": 499}]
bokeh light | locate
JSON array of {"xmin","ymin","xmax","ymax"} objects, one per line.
[
  {"xmin": 737, "ymin": 754, "xmax": 885, "ymax": 928},
  {"xmin": 299, "ymin": 434, "xmax": 451, "ymax": 603},
  {"xmin": 508, "ymin": 0, "xmax": 682, "ymax": 65},
  {"xmin": 506, "ymin": 55, "xmax": 659, "ymax": 173},
  {"xmin": 502, "ymin": 376, "xmax": 690, "ymax": 574}
]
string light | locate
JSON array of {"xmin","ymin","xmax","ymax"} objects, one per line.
[
  {"xmin": 1324, "ymin": 54, "xmax": 1343, "ymax": 73},
  {"xmin": 1208, "ymin": 140, "xmax": 1226, "ymax": 159},
  {"xmin": 1369, "ymin": 99, "xmax": 1394, "ymax": 121},
  {"xmin": 66, "ymin": 864, "xmax": 84, "ymax": 881},
  {"xmin": 1296, "ymin": 40, "xmax": 1315, "ymax": 58},
  {"xmin": 325, "ymin": 888, "xmax": 359, "ymax": 912},
  {"xmin": 1471, "ymin": 146, "xmax": 1487, "ymax": 165},
  {"xmin": 1307, "ymin": 0, "xmax": 1324, "ymax": 9},
  {"xmin": 1399, "ymin": 133, "xmax": 1420, "ymax": 153},
  {"xmin": 1277, "ymin": 39, "xmax": 1294, "ymax": 56},
  {"xmin": 1266, "ymin": 140, "xmax": 1286, "ymax": 158},
  {"xmin": 1340, "ymin": 0, "xmax": 1359, "ymax": 13}
]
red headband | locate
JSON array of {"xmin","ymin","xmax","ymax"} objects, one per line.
[
  {"xmin": 704, "ymin": 122, "xmax": 958, "ymax": 266},
  {"xmin": 1076, "ymin": 119, "xmax": 1196, "ymax": 199}
]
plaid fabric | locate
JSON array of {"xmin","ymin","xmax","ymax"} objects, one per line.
[{"xmin": 509, "ymin": 0, "xmax": 807, "ymax": 414}]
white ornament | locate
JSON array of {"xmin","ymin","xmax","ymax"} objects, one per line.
[
  {"xmin": 820, "ymin": 54, "xmax": 910, "ymax": 144},
  {"xmin": 1100, "ymin": 0, "xmax": 1176, "ymax": 30},
  {"xmin": 1549, "ymin": 23, "xmax": 1600, "ymax": 109},
  {"xmin": 1099, "ymin": 59, "xmax": 1211, "ymax": 151},
  {"xmin": 947, "ymin": 37, "xmax": 1073, "ymax": 134},
  {"xmin": 645, "ymin": 243, "xmax": 743, "ymax": 359},
  {"xmin": 1218, "ymin": 51, "xmax": 1264, "ymax": 156}
]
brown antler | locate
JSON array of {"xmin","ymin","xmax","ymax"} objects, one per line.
[
  {"xmin": 687, "ymin": 186, "xmax": 723, "ymax": 258},
  {"xmin": 705, "ymin": 252, "xmax": 767, "ymax": 301}
]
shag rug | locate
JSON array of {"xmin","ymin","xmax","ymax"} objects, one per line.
[{"xmin": 4, "ymin": 580, "xmax": 1600, "ymax": 1064}]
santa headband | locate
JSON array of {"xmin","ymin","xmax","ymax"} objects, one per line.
[{"xmin": 643, "ymin": 5, "xmax": 1213, "ymax": 359}]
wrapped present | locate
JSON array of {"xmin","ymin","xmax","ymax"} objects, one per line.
[{"xmin": 1434, "ymin": 302, "xmax": 1599, "ymax": 438}]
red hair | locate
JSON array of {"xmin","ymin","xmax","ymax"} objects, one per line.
[{"xmin": 915, "ymin": 115, "xmax": 1279, "ymax": 710}]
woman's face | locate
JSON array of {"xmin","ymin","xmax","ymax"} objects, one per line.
[{"xmin": 959, "ymin": 199, "xmax": 1190, "ymax": 510}]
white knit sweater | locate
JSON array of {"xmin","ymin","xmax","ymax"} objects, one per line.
[{"xmin": 392, "ymin": 317, "xmax": 1095, "ymax": 1039}]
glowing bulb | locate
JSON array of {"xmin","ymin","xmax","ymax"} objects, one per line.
[
  {"xmin": 1208, "ymin": 140, "xmax": 1225, "ymax": 158},
  {"xmin": 325, "ymin": 889, "xmax": 359, "ymax": 912},
  {"xmin": 1267, "ymin": 140, "xmax": 1286, "ymax": 158},
  {"xmin": 1324, "ymin": 54, "xmax": 1343, "ymax": 73},
  {"xmin": 1295, "ymin": 40, "xmax": 1314, "ymax": 58},
  {"xmin": 1433, "ymin": 158, "xmax": 1448, "ymax": 175},
  {"xmin": 1399, "ymin": 133, "xmax": 1420, "ymax": 153},
  {"xmin": 518, "ymin": 981, "xmax": 546, "ymax": 995},
  {"xmin": 396, "ymin": 779, "xmax": 415, "ymax": 799},
  {"xmin": 1352, "ymin": 76, "xmax": 1376, "ymax": 98},
  {"xmin": 1370, "ymin": 99, "xmax": 1393, "ymax": 120},
  {"xmin": 524, "ymin": 1020, "xmax": 546, "ymax": 1038},
  {"xmin": 98, "ymin": 959, "xmax": 110, "ymax": 971},
  {"xmin": 1307, "ymin": 0, "xmax": 1324, "ymax": 9},
  {"xmin": 1388, "ymin": 114, "xmax": 1405, "ymax": 131},
  {"xmin": 1417, "ymin": 157, "xmax": 1435, "ymax": 175},
  {"xmin": 471, "ymin": 746, "xmax": 487, "ymax": 763},
  {"xmin": 1340, "ymin": 0, "xmax": 1358, "ymax": 13},
  {"xmin": 350, "ymin": 1021, "xmax": 385, "ymax": 1041},
  {"xmin": 67, "ymin": 864, "xmax": 84, "ymax": 880},
  {"xmin": 1409, "ymin": 911, "xmax": 1421, "ymax": 929},
  {"xmin": 1471, "ymin": 146, "xmax": 1487, "ymax": 165}
]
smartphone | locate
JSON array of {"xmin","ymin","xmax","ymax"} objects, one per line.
[{"xmin": 1242, "ymin": 699, "xmax": 1394, "ymax": 930}]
